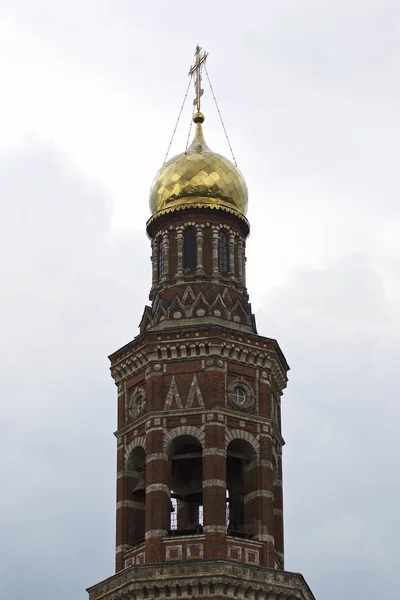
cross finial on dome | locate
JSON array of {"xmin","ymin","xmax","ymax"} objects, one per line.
[{"xmin": 188, "ymin": 45, "xmax": 208, "ymax": 114}]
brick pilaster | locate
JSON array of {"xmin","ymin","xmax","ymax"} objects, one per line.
[
  {"xmin": 203, "ymin": 422, "xmax": 227, "ymax": 559},
  {"xmin": 145, "ymin": 427, "xmax": 169, "ymax": 563}
]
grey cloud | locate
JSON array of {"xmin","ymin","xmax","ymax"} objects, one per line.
[
  {"xmin": 0, "ymin": 140, "xmax": 149, "ymax": 599},
  {"xmin": 256, "ymin": 255, "xmax": 400, "ymax": 599}
]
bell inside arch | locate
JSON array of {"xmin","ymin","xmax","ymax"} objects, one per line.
[
  {"xmin": 132, "ymin": 468, "xmax": 146, "ymax": 498},
  {"xmin": 168, "ymin": 435, "xmax": 203, "ymax": 532},
  {"xmin": 127, "ymin": 447, "xmax": 146, "ymax": 500}
]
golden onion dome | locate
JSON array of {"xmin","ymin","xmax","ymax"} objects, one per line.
[{"xmin": 149, "ymin": 112, "xmax": 248, "ymax": 220}]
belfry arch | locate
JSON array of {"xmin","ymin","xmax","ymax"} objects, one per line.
[
  {"xmin": 125, "ymin": 446, "xmax": 146, "ymax": 546},
  {"xmin": 226, "ymin": 439, "xmax": 258, "ymax": 538},
  {"xmin": 167, "ymin": 435, "xmax": 203, "ymax": 534}
]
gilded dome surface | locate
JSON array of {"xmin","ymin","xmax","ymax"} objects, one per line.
[{"xmin": 149, "ymin": 113, "xmax": 248, "ymax": 219}]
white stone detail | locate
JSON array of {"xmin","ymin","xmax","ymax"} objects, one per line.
[
  {"xmin": 116, "ymin": 500, "xmax": 145, "ymax": 510},
  {"xmin": 146, "ymin": 452, "xmax": 167, "ymax": 463},
  {"xmin": 166, "ymin": 544, "xmax": 183, "ymax": 560},
  {"xmin": 164, "ymin": 376, "xmax": 183, "ymax": 410},
  {"xmin": 187, "ymin": 543, "xmax": 203, "ymax": 559},
  {"xmin": 182, "ymin": 285, "xmax": 196, "ymax": 303},
  {"xmin": 124, "ymin": 436, "xmax": 146, "ymax": 465},
  {"xmin": 225, "ymin": 429, "xmax": 260, "ymax": 458},
  {"xmin": 228, "ymin": 544, "xmax": 242, "ymax": 561},
  {"xmin": 145, "ymin": 529, "xmax": 167, "ymax": 539},
  {"xmin": 203, "ymin": 479, "xmax": 226, "ymax": 488},
  {"xmin": 203, "ymin": 448, "xmax": 226, "ymax": 457},
  {"xmin": 146, "ymin": 484, "xmax": 170, "ymax": 495},
  {"xmin": 244, "ymin": 490, "xmax": 273, "ymax": 503},
  {"xmin": 203, "ymin": 525, "xmax": 227, "ymax": 533},
  {"xmin": 245, "ymin": 547, "xmax": 260, "ymax": 564},
  {"xmin": 254, "ymin": 533, "xmax": 275, "ymax": 543},
  {"xmin": 186, "ymin": 374, "xmax": 204, "ymax": 408},
  {"xmin": 164, "ymin": 425, "xmax": 205, "ymax": 452}
]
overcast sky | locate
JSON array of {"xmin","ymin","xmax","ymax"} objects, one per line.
[{"xmin": 1, "ymin": 1, "xmax": 399, "ymax": 599}]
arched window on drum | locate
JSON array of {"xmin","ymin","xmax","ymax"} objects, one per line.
[
  {"xmin": 218, "ymin": 231, "xmax": 229, "ymax": 273},
  {"xmin": 183, "ymin": 228, "xmax": 196, "ymax": 269}
]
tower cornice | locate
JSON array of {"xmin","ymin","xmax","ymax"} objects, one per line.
[
  {"xmin": 109, "ymin": 325, "xmax": 289, "ymax": 392},
  {"xmin": 87, "ymin": 560, "xmax": 316, "ymax": 600}
]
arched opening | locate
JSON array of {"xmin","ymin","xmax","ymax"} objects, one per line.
[
  {"xmin": 158, "ymin": 240, "xmax": 164, "ymax": 279},
  {"xmin": 226, "ymin": 439, "xmax": 257, "ymax": 538},
  {"xmin": 218, "ymin": 230, "xmax": 229, "ymax": 273},
  {"xmin": 126, "ymin": 446, "xmax": 146, "ymax": 546},
  {"xmin": 183, "ymin": 229, "xmax": 196, "ymax": 270},
  {"xmin": 168, "ymin": 435, "xmax": 203, "ymax": 535}
]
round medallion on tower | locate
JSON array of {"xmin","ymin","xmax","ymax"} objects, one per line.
[{"xmin": 149, "ymin": 112, "xmax": 248, "ymax": 221}]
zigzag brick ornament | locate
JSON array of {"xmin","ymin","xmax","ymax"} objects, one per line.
[{"xmin": 87, "ymin": 46, "xmax": 316, "ymax": 600}]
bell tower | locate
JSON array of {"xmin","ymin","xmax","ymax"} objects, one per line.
[{"xmin": 87, "ymin": 47, "xmax": 316, "ymax": 600}]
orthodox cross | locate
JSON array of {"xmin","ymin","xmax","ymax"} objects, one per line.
[{"xmin": 188, "ymin": 45, "xmax": 208, "ymax": 113}]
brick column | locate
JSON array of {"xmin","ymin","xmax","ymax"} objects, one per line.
[
  {"xmin": 151, "ymin": 238, "xmax": 158, "ymax": 288},
  {"xmin": 161, "ymin": 231, "xmax": 169, "ymax": 279},
  {"xmin": 273, "ymin": 453, "xmax": 284, "ymax": 567},
  {"xmin": 237, "ymin": 238, "xmax": 244, "ymax": 285},
  {"xmin": 243, "ymin": 459, "xmax": 259, "ymax": 538},
  {"xmin": 117, "ymin": 382, "xmax": 126, "ymax": 437},
  {"xmin": 145, "ymin": 426, "xmax": 170, "ymax": 564},
  {"xmin": 115, "ymin": 445, "xmax": 128, "ymax": 572},
  {"xmin": 126, "ymin": 460, "xmax": 146, "ymax": 545},
  {"xmin": 176, "ymin": 228, "xmax": 184, "ymax": 281},
  {"xmin": 253, "ymin": 434, "xmax": 275, "ymax": 568},
  {"xmin": 211, "ymin": 228, "xmax": 220, "ymax": 281},
  {"xmin": 196, "ymin": 226, "xmax": 205, "ymax": 275},
  {"xmin": 228, "ymin": 233, "xmax": 235, "ymax": 276},
  {"xmin": 203, "ymin": 421, "xmax": 227, "ymax": 559},
  {"xmin": 242, "ymin": 241, "xmax": 247, "ymax": 285}
]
